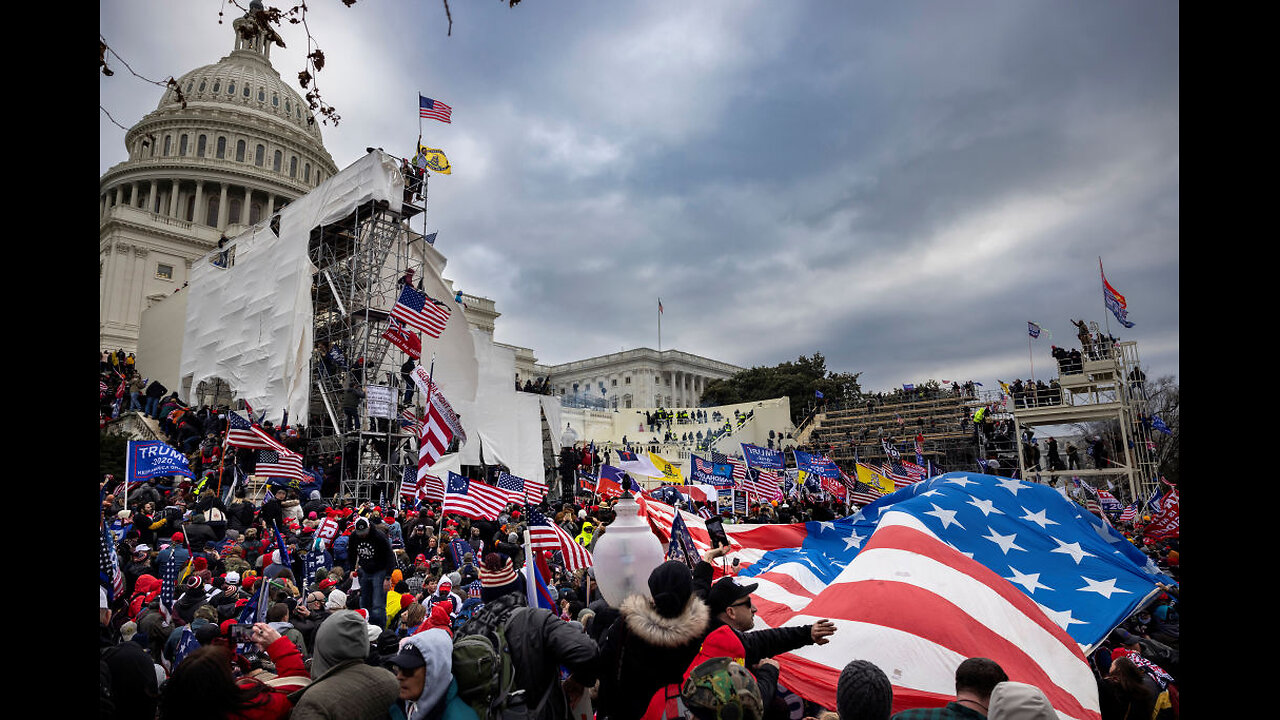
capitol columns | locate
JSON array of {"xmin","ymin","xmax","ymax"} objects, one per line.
[{"xmin": 218, "ymin": 184, "xmax": 230, "ymax": 230}]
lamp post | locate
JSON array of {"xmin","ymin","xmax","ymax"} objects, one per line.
[{"xmin": 589, "ymin": 493, "xmax": 665, "ymax": 607}]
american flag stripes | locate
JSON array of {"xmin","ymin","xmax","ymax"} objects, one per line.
[
  {"xmin": 443, "ymin": 472, "xmax": 508, "ymax": 521},
  {"xmin": 496, "ymin": 471, "xmax": 546, "ymax": 505},
  {"xmin": 391, "ymin": 284, "xmax": 451, "ymax": 338},
  {"xmin": 100, "ymin": 520, "xmax": 125, "ymax": 601},
  {"xmin": 744, "ymin": 468, "xmax": 783, "ymax": 503},
  {"xmin": 226, "ymin": 411, "xmax": 288, "ymax": 452},
  {"xmin": 256, "ymin": 449, "xmax": 306, "ymax": 481},
  {"xmin": 400, "ymin": 466, "xmax": 423, "ymax": 505},
  {"xmin": 419, "ymin": 95, "xmax": 453, "ymax": 123},
  {"xmin": 526, "ymin": 505, "xmax": 592, "ymax": 572},
  {"xmin": 848, "ymin": 479, "xmax": 884, "ymax": 506},
  {"xmin": 417, "ymin": 380, "xmax": 464, "ymax": 489},
  {"xmin": 400, "ymin": 408, "xmax": 423, "ymax": 436}
]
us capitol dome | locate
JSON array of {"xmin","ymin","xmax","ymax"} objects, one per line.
[{"xmin": 100, "ymin": 4, "xmax": 339, "ymax": 352}]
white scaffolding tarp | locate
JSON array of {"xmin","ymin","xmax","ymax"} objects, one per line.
[
  {"xmin": 181, "ymin": 151, "xmax": 405, "ymax": 423},
  {"xmin": 453, "ymin": 330, "xmax": 546, "ymax": 483}
]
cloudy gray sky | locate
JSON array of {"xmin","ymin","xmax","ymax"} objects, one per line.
[{"xmin": 100, "ymin": 1, "xmax": 1178, "ymax": 394}]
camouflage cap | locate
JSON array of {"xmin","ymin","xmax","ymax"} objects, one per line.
[{"xmin": 681, "ymin": 657, "xmax": 763, "ymax": 720}]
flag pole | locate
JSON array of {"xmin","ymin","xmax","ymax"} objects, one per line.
[
  {"xmin": 657, "ymin": 298, "xmax": 662, "ymax": 352},
  {"xmin": 1099, "ymin": 257, "xmax": 1113, "ymax": 342}
]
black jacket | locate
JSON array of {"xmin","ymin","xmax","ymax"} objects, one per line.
[
  {"xmin": 349, "ymin": 528, "xmax": 396, "ymax": 574},
  {"xmin": 596, "ymin": 593, "xmax": 710, "ymax": 720},
  {"xmin": 460, "ymin": 592, "xmax": 600, "ymax": 720}
]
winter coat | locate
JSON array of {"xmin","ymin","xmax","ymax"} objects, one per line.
[
  {"xmin": 596, "ymin": 592, "xmax": 711, "ymax": 720},
  {"xmin": 289, "ymin": 611, "xmax": 399, "ymax": 720},
  {"xmin": 458, "ymin": 592, "xmax": 600, "ymax": 720},
  {"xmin": 230, "ymin": 635, "xmax": 311, "ymax": 720}
]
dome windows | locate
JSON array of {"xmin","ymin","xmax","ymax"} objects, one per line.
[
  {"xmin": 161, "ymin": 134, "xmax": 169, "ymax": 156},
  {"xmin": 304, "ymin": 163, "xmax": 311, "ymax": 182},
  {"xmin": 212, "ymin": 80, "xmax": 220, "ymax": 94},
  {"xmin": 258, "ymin": 88, "xmax": 265, "ymax": 103},
  {"xmin": 255, "ymin": 144, "xmax": 265, "ymax": 167},
  {"xmin": 228, "ymin": 81, "xmax": 235, "ymax": 95},
  {"xmin": 198, "ymin": 79, "xmax": 206, "ymax": 93},
  {"xmin": 197, "ymin": 135, "xmax": 207, "ymax": 158},
  {"xmin": 216, "ymin": 136, "xmax": 226, "ymax": 159},
  {"xmin": 236, "ymin": 139, "xmax": 246, "ymax": 163},
  {"xmin": 243, "ymin": 84, "xmax": 251, "ymax": 98},
  {"xmin": 178, "ymin": 134, "xmax": 188, "ymax": 156},
  {"xmin": 289, "ymin": 156, "xmax": 297, "ymax": 178},
  {"xmin": 273, "ymin": 149, "xmax": 282, "ymax": 172},
  {"xmin": 272, "ymin": 93, "xmax": 279, "ymax": 108}
]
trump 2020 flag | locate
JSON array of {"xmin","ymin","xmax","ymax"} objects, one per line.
[
  {"xmin": 741, "ymin": 443, "xmax": 783, "ymax": 470},
  {"xmin": 127, "ymin": 440, "xmax": 195, "ymax": 482}
]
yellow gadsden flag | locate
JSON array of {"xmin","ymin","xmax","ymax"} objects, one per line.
[
  {"xmin": 649, "ymin": 451, "xmax": 685, "ymax": 484},
  {"xmin": 856, "ymin": 462, "xmax": 895, "ymax": 495},
  {"xmin": 415, "ymin": 144, "xmax": 451, "ymax": 175}
]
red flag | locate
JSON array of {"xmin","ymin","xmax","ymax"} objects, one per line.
[{"xmin": 1142, "ymin": 488, "xmax": 1179, "ymax": 541}]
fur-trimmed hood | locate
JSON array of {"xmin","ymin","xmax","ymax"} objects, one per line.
[{"xmin": 620, "ymin": 592, "xmax": 709, "ymax": 648}]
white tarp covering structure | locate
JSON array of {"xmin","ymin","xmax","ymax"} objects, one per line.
[
  {"xmin": 450, "ymin": 330, "xmax": 546, "ymax": 484},
  {"xmin": 181, "ymin": 151, "xmax": 405, "ymax": 423}
]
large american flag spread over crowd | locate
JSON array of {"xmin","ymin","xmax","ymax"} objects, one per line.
[{"xmin": 637, "ymin": 472, "xmax": 1171, "ymax": 719}]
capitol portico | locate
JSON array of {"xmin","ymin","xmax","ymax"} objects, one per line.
[
  {"xmin": 99, "ymin": 6, "xmax": 339, "ymax": 352},
  {"xmin": 535, "ymin": 348, "xmax": 742, "ymax": 409}
]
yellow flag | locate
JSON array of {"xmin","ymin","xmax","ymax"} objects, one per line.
[
  {"xmin": 415, "ymin": 144, "xmax": 452, "ymax": 175},
  {"xmin": 649, "ymin": 451, "xmax": 684, "ymax": 484},
  {"xmin": 856, "ymin": 462, "xmax": 894, "ymax": 495}
]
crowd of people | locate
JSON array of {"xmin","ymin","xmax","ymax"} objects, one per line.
[
  {"xmin": 100, "ymin": 456, "xmax": 1181, "ymax": 720},
  {"xmin": 101, "ymin": 351, "xmax": 1179, "ymax": 719}
]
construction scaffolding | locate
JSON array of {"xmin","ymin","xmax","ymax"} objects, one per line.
[
  {"xmin": 1009, "ymin": 323, "xmax": 1159, "ymax": 502},
  {"xmin": 305, "ymin": 175, "xmax": 426, "ymax": 505}
]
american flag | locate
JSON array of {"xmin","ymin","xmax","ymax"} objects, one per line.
[
  {"xmin": 744, "ymin": 468, "xmax": 783, "ymax": 503},
  {"xmin": 391, "ymin": 284, "xmax": 451, "ymax": 338},
  {"xmin": 419, "ymin": 95, "xmax": 452, "ymax": 123},
  {"xmin": 443, "ymin": 472, "xmax": 507, "ymax": 520},
  {"xmin": 418, "ymin": 380, "xmax": 464, "ymax": 488},
  {"xmin": 882, "ymin": 462, "xmax": 916, "ymax": 490},
  {"xmin": 1119, "ymin": 501, "xmax": 1138, "ymax": 523},
  {"xmin": 848, "ymin": 479, "xmax": 883, "ymax": 506},
  {"xmin": 400, "ymin": 408, "xmax": 423, "ymax": 436},
  {"xmin": 400, "ymin": 466, "xmax": 424, "ymax": 505},
  {"xmin": 496, "ymin": 471, "xmax": 546, "ymax": 504},
  {"xmin": 902, "ymin": 460, "xmax": 928, "ymax": 482},
  {"xmin": 256, "ymin": 449, "xmax": 306, "ymax": 481},
  {"xmin": 99, "ymin": 519, "xmax": 125, "ymax": 601},
  {"xmin": 227, "ymin": 411, "xmax": 288, "ymax": 452},
  {"xmin": 526, "ymin": 505, "xmax": 592, "ymax": 572},
  {"xmin": 638, "ymin": 474, "xmax": 1174, "ymax": 717}
]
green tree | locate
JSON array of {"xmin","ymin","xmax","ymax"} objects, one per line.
[
  {"xmin": 700, "ymin": 352, "xmax": 862, "ymax": 425},
  {"xmin": 100, "ymin": 431, "xmax": 130, "ymax": 481}
]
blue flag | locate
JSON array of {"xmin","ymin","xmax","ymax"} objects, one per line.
[
  {"xmin": 666, "ymin": 513, "xmax": 703, "ymax": 569},
  {"xmin": 1151, "ymin": 415, "xmax": 1172, "ymax": 435},
  {"xmin": 741, "ymin": 443, "xmax": 783, "ymax": 470},
  {"xmin": 793, "ymin": 450, "xmax": 840, "ymax": 479},
  {"xmin": 815, "ymin": 390, "xmax": 824, "ymax": 399},
  {"xmin": 127, "ymin": 440, "xmax": 195, "ymax": 482},
  {"xmin": 173, "ymin": 626, "xmax": 200, "ymax": 666},
  {"xmin": 691, "ymin": 454, "xmax": 734, "ymax": 488}
]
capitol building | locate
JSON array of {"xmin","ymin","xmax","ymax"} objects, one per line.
[{"xmin": 99, "ymin": 7, "xmax": 338, "ymax": 353}]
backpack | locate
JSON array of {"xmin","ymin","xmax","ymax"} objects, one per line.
[
  {"xmin": 452, "ymin": 598, "xmax": 484, "ymax": 631},
  {"xmin": 452, "ymin": 607, "xmax": 548, "ymax": 720}
]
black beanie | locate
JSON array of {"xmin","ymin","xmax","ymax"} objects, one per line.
[
  {"xmin": 648, "ymin": 560, "xmax": 693, "ymax": 618},
  {"xmin": 837, "ymin": 659, "xmax": 893, "ymax": 720}
]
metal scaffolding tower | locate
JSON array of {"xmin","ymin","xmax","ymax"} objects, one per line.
[
  {"xmin": 306, "ymin": 187, "xmax": 427, "ymax": 506},
  {"xmin": 1010, "ymin": 325, "xmax": 1159, "ymax": 502}
]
